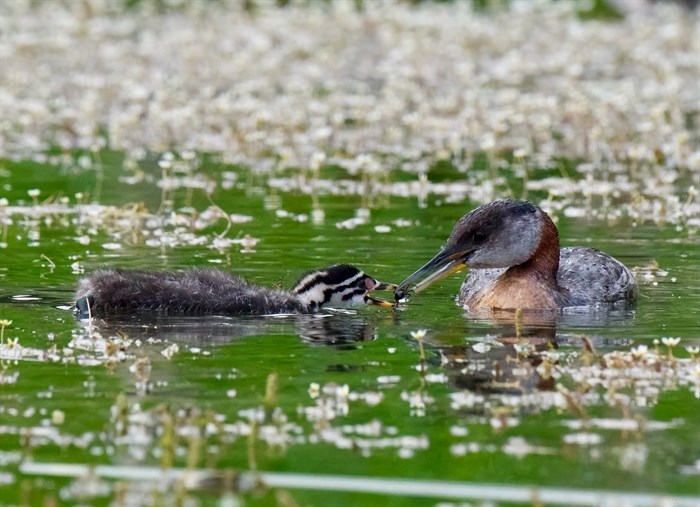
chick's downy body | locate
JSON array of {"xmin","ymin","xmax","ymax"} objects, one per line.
[{"xmin": 76, "ymin": 264, "xmax": 394, "ymax": 318}]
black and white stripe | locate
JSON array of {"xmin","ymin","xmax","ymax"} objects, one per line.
[{"xmin": 292, "ymin": 264, "xmax": 373, "ymax": 309}]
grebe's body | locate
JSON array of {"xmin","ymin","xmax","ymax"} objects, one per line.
[
  {"xmin": 76, "ymin": 264, "xmax": 394, "ymax": 318},
  {"xmin": 396, "ymin": 200, "xmax": 637, "ymax": 310},
  {"xmin": 460, "ymin": 246, "xmax": 636, "ymax": 308}
]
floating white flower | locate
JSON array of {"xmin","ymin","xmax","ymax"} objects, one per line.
[
  {"xmin": 630, "ymin": 344, "xmax": 649, "ymax": 359},
  {"xmin": 661, "ymin": 337, "xmax": 681, "ymax": 347},
  {"xmin": 410, "ymin": 329, "xmax": 427, "ymax": 340}
]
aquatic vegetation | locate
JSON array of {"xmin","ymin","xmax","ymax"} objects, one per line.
[
  {"xmin": 0, "ymin": 1, "xmax": 698, "ymax": 227},
  {"xmin": 2, "ymin": 321, "xmax": 699, "ymax": 503}
]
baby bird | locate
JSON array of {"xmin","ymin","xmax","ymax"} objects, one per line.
[
  {"xmin": 395, "ymin": 199, "xmax": 637, "ymax": 310},
  {"xmin": 76, "ymin": 264, "xmax": 394, "ymax": 318}
]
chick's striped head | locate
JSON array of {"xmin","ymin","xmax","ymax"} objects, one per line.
[{"xmin": 292, "ymin": 264, "xmax": 395, "ymax": 310}]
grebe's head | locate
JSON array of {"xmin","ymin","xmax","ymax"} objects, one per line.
[
  {"xmin": 395, "ymin": 200, "xmax": 547, "ymax": 300},
  {"xmin": 292, "ymin": 264, "xmax": 396, "ymax": 310}
]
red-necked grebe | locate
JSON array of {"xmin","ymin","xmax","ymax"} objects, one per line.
[{"xmin": 395, "ymin": 199, "xmax": 637, "ymax": 310}]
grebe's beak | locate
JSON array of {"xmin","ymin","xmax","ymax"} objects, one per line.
[
  {"xmin": 367, "ymin": 280, "xmax": 398, "ymax": 307},
  {"xmin": 395, "ymin": 248, "xmax": 469, "ymax": 302}
]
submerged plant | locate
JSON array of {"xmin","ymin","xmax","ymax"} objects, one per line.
[{"xmin": 0, "ymin": 319, "xmax": 11, "ymax": 345}]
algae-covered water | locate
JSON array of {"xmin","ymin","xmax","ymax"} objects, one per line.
[
  {"xmin": 0, "ymin": 152, "xmax": 698, "ymax": 506},
  {"xmin": 1, "ymin": 1, "xmax": 699, "ymax": 506}
]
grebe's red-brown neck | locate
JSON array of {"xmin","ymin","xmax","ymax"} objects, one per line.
[{"xmin": 505, "ymin": 210, "xmax": 560, "ymax": 284}]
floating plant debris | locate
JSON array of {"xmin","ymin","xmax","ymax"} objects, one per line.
[{"xmin": 0, "ymin": 2, "xmax": 698, "ymax": 226}]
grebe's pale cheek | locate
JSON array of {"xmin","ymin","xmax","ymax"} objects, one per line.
[
  {"xmin": 466, "ymin": 244, "xmax": 529, "ymax": 268},
  {"xmin": 466, "ymin": 213, "xmax": 542, "ymax": 268},
  {"xmin": 466, "ymin": 238, "xmax": 536, "ymax": 268}
]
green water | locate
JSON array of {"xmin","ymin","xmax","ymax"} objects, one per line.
[{"xmin": 1, "ymin": 154, "xmax": 698, "ymax": 506}]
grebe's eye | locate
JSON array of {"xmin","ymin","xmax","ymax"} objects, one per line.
[{"xmin": 472, "ymin": 231, "xmax": 487, "ymax": 243}]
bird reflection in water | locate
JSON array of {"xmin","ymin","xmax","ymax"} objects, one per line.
[
  {"xmin": 294, "ymin": 313, "xmax": 377, "ymax": 346},
  {"xmin": 408, "ymin": 306, "xmax": 634, "ymax": 415},
  {"xmin": 77, "ymin": 311, "xmax": 382, "ymax": 348}
]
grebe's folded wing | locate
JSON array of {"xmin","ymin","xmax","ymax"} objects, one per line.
[{"xmin": 557, "ymin": 247, "xmax": 637, "ymax": 305}]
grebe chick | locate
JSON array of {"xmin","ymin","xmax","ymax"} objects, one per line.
[
  {"xmin": 75, "ymin": 264, "xmax": 395, "ymax": 318},
  {"xmin": 395, "ymin": 199, "xmax": 637, "ymax": 310}
]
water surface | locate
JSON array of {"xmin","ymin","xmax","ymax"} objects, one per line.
[{"xmin": 1, "ymin": 155, "xmax": 698, "ymax": 506}]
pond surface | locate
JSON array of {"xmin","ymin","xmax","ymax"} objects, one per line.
[{"xmin": 0, "ymin": 153, "xmax": 699, "ymax": 506}]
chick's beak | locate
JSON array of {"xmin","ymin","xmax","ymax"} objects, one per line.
[
  {"xmin": 367, "ymin": 279, "xmax": 398, "ymax": 307},
  {"xmin": 367, "ymin": 296, "xmax": 395, "ymax": 307},
  {"xmin": 394, "ymin": 249, "xmax": 469, "ymax": 301},
  {"xmin": 373, "ymin": 281, "xmax": 398, "ymax": 291}
]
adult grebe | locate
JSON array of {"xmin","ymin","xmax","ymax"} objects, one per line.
[
  {"xmin": 76, "ymin": 264, "xmax": 395, "ymax": 318},
  {"xmin": 395, "ymin": 199, "xmax": 637, "ymax": 310}
]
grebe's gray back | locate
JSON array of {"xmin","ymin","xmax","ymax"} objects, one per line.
[{"xmin": 76, "ymin": 264, "xmax": 394, "ymax": 318}]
